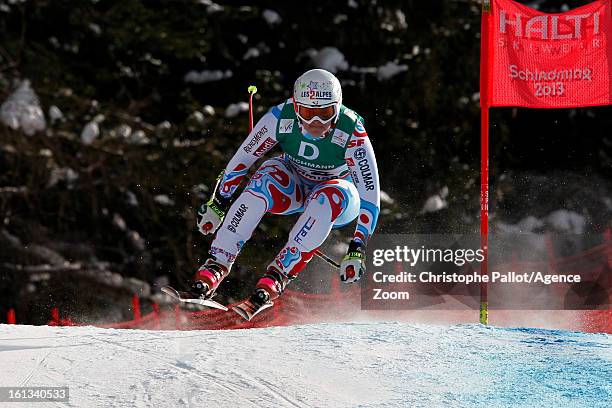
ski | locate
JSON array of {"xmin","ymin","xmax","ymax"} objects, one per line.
[
  {"xmin": 231, "ymin": 298, "xmax": 274, "ymax": 321},
  {"xmin": 161, "ymin": 285, "xmax": 228, "ymax": 311}
]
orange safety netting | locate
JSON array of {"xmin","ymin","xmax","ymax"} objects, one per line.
[{"xmin": 9, "ymin": 231, "xmax": 609, "ymax": 333}]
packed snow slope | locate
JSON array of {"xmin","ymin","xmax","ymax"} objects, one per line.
[{"xmin": 0, "ymin": 323, "xmax": 610, "ymax": 408}]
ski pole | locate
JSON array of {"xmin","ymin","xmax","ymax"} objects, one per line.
[
  {"xmin": 248, "ymin": 85, "xmax": 257, "ymax": 132},
  {"xmin": 315, "ymin": 249, "xmax": 341, "ymax": 269},
  {"xmin": 247, "ymin": 85, "xmax": 340, "ymax": 271}
]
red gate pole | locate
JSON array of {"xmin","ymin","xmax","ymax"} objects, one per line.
[
  {"xmin": 479, "ymin": 0, "xmax": 492, "ymax": 325},
  {"xmin": 480, "ymin": 106, "xmax": 490, "ymax": 326}
]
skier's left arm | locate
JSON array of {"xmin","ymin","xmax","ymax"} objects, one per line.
[{"xmin": 340, "ymin": 120, "xmax": 380, "ymax": 283}]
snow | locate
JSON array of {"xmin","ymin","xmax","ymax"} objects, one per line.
[
  {"xmin": 396, "ymin": 10, "xmax": 408, "ymax": 30},
  {"xmin": 187, "ymin": 111, "xmax": 205, "ymax": 128},
  {"xmin": 262, "ymin": 9, "xmax": 281, "ymax": 26},
  {"xmin": 153, "ymin": 194, "xmax": 174, "ymax": 206},
  {"xmin": 420, "ymin": 186, "xmax": 449, "ymax": 214},
  {"xmin": 48, "ymin": 105, "xmax": 64, "ymax": 123},
  {"xmin": 80, "ymin": 121, "xmax": 99, "ymax": 144},
  {"xmin": 0, "ymin": 0, "xmax": 26, "ymax": 13},
  {"xmin": 112, "ymin": 213, "xmax": 145, "ymax": 251},
  {"xmin": 0, "ymin": 323, "xmax": 610, "ymax": 407},
  {"xmin": 125, "ymin": 190, "xmax": 139, "ymax": 206},
  {"xmin": 80, "ymin": 114, "xmax": 104, "ymax": 144},
  {"xmin": 351, "ymin": 62, "xmax": 409, "ymax": 82},
  {"xmin": 202, "ymin": 105, "xmax": 215, "ymax": 116},
  {"xmin": 496, "ymin": 210, "xmax": 586, "ymax": 235},
  {"xmin": 380, "ymin": 190, "xmax": 395, "ymax": 205},
  {"xmin": 127, "ymin": 230, "xmax": 146, "ymax": 251},
  {"xmin": 129, "ymin": 129, "xmax": 150, "ymax": 145},
  {"xmin": 497, "ymin": 216, "xmax": 544, "ymax": 234},
  {"xmin": 225, "ymin": 102, "xmax": 249, "ymax": 118},
  {"xmin": 192, "ymin": 183, "xmax": 209, "ymax": 200},
  {"xmin": 48, "ymin": 36, "xmax": 60, "ymax": 48},
  {"xmin": 115, "ymin": 124, "xmax": 132, "ymax": 139},
  {"xmin": 243, "ymin": 47, "xmax": 260, "ymax": 60},
  {"xmin": 420, "ymin": 195, "xmax": 447, "ymax": 213},
  {"xmin": 47, "ymin": 167, "xmax": 79, "ymax": 188},
  {"xmin": 155, "ymin": 121, "xmax": 172, "ymax": 137},
  {"xmin": 333, "ymin": 14, "xmax": 348, "ymax": 24},
  {"xmin": 184, "ymin": 69, "xmax": 233, "ymax": 84},
  {"xmin": 0, "ymin": 79, "xmax": 46, "ymax": 136},
  {"xmin": 197, "ymin": 0, "xmax": 223, "ymax": 13},
  {"xmin": 308, "ymin": 47, "xmax": 349, "ymax": 73},
  {"xmin": 88, "ymin": 23, "xmax": 101, "ymax": 35},
  {"xmin": 546, "ymin": 209, "xmax": 586, "ymax": 234},
  {"xmin": 377, "ymin": 61, "xmax": 408, "ymax": 81},
  {"xmin": 112, "ymin": 213, "xmax": 127, "ymax": 230},
  {"xmin": 350, "ymin": 66, "xmax": 378, "ymax": 75}
]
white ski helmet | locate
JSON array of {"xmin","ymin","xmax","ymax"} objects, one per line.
[{"xmin": 293, "ymin": 69, "xmax": 342, "ymax": 125}]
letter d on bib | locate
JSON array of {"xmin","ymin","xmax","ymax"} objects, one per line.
[{"xmin": 298, "ymin": 141, "xmax": 319, "ymax": 160}]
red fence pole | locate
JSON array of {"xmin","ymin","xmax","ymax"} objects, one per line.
[
  {"xmin": 545, "ymin": 233, "xmax": 556, "ymax": 274},
  {"xmin": 511, "ymin": 250, "xmax": 519, "ymax": 270},
  {"xmin": 7, "ymin": 308, "xmax": 16, "ymax": 324},
  {"xmin": 272, "ymin": 299, "xmax": 280, "ymax": 324},
  {"xmin": 132, "ymin": 294, "xmax": 141, "ymax": 321},
  {"xmin": 174, "ymin": 304, "xmax": 181, "ymax": 329},
  {"xmin": 50, "ymin": 307, "xmax": 60, "ymax": 326},
  {"xmin": 331, "ymin": 270, "xmax": 340, "ymax": 300},
  {"xmin": 604, "ymin": 227, "xmax": 612, "ymax": 268},
  {"xmin": 152, "ymin": 302, "xmax": 161, "ymax": 329}
]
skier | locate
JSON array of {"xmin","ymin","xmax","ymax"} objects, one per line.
[{"xmin": 193, "ymin": 68, "xmax": 380, "ymax": 319}]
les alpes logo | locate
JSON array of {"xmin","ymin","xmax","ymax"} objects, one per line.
[{"xmin": 299, "ymin": 81, "xmax": 333, "ymax": 100}]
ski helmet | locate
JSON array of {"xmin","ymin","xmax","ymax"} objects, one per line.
[{"xmin": 293, "ymin": 69, "xmax": 342, "ymax": 125}]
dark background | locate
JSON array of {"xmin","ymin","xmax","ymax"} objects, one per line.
[{"xmin": 0, "ymin": 0, "xmax": 610, "ymax": 324}]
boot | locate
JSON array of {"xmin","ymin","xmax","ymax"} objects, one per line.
[
  {"xmin": 231, "ymin": 265, "xmax": 291, "ymax": 321},
  {"xmin": 190, "ymin": 257, "xmax": 230, "ymax": 299},
  {"xmin": 255, "ymin": 264, "xmax": 293, "ymax": 301}
]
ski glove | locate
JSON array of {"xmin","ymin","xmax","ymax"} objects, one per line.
[
  {"xmin": 340, "ymin": 240, "xmax": 365, "ymax": 283},
  {"xmin": 197, "ymin": 172, "xmax": 231, "ymax": 235}
]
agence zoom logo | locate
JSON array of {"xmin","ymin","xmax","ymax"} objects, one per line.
[{"xmin": 354, "ymin": 147, "xmax": 366, "ymax": 160}]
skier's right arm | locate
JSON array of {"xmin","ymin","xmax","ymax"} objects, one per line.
[
  {"xmin": 197, "ymin": 106, "xmax": 280, "ymax": 235},
  {"xmin": 217, "ymin": 110, "xmax": 279, "ymax": 199}
]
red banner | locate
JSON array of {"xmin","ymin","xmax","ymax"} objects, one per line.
[{"xmin": 481, "ymin": 0, "xmax": 612, "ymax": 108}]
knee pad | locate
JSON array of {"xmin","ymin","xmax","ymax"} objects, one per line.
[
  {"xmin": 245, "ymin": 159, "xmax": 303, "ymax": 215},
  {"xmin": 306, "ymin": 179, "xmax": 359, "ymax": 228}
]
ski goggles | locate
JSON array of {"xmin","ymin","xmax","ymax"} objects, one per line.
[{"xmin": 295, "ymin": 104, "xmax": 337, "ymax": 125}]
